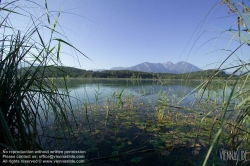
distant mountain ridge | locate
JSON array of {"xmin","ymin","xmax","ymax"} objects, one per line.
[{"xmin": 110, "ymin": 61, "xmax": 201, "ymax": 73}]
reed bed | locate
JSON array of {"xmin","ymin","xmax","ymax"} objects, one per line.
[{"xmin": 0, "ymin": 0, "xmax": 87, "ymax": 157}]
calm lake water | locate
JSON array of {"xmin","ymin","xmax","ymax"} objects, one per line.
[
  {"xmin": 40, "ymin": 78, "xmax": 241, "ymax": 165},
  {"xmin": 64, "ymin": 78, "xmax": 234, "ymax": 113},
  {"xmin": 68, "ymin": 79, "xmax": 204, "ymax": 109}
]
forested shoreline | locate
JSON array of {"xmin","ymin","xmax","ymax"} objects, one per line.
[{"xmin": 20, "ymin": 65, "xmax": 239, "ymax": 80}]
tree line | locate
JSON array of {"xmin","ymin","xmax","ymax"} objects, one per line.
[{"xmin": 19, "ymin": 65, "xmax": 238, "ymax": 80}]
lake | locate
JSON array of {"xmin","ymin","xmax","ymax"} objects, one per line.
[
  {"xmin": 39, "ymin": 78, "xmax": 247, "ymax": 165},
  {"xmin": 67, "ymin": 78, "xmax": 216, "ymax": 108}
]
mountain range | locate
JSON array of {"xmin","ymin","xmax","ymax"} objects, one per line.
[{"xmin": 110, "ymin": 61, "xmax": 202, "ymax": 74}]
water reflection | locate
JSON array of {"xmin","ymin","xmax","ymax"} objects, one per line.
[{"xmin": 62, "ymin": 79, "xmax": 204, "ymax": 109}]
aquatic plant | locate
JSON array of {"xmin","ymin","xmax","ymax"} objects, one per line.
[
  {"xmin": 156, "ymin": 90, "xmax": 170, "ymax": 121},
  {"xmin": 94, "ymin": 84, "xmax": 104, "ymax": 106},
  {"xmin": 124, "ymin": 92, "xmax": 135, "ymax": 111},
  {"xmin": 112, "ymin": 88, "xmax": 126, "ymax": 109}
]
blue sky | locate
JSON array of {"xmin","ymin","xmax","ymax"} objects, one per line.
[{"xmin": 5, "ymin": 0, "xmax": 250, "ymax": 71}]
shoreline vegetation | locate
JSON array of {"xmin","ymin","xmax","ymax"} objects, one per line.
[
  {"xmin": 19, "ymin": 65, "xmax": 240, "ymax": 80},
  {"xmin": 1, "ymin": 0, "xmax": 250, "ymax": 166}
]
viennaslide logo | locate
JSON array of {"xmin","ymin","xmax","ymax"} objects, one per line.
[{"xmin": 219, "ymin": 148, "xmax": 249, "ymax": 165}]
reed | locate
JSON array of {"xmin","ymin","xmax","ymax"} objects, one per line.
[
  {"xmin": 155, "ymin": 90, "xmax": 169, "ymax": 121},
  {"xmin": 200, "ymin": 1, "xmax": 250, "ymax": 165},
  {"xmin": 0, "ymin": 0, "xmax": 89, "ymax": 155}
]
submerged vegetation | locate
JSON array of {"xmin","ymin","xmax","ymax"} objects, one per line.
[
  {"xmin": 41, "ymin": 80, "xmax": 249, "ymax": 165},
  {"xmin": 0, "ymin": 0, "xmax": 250, "ymax": 166}
]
